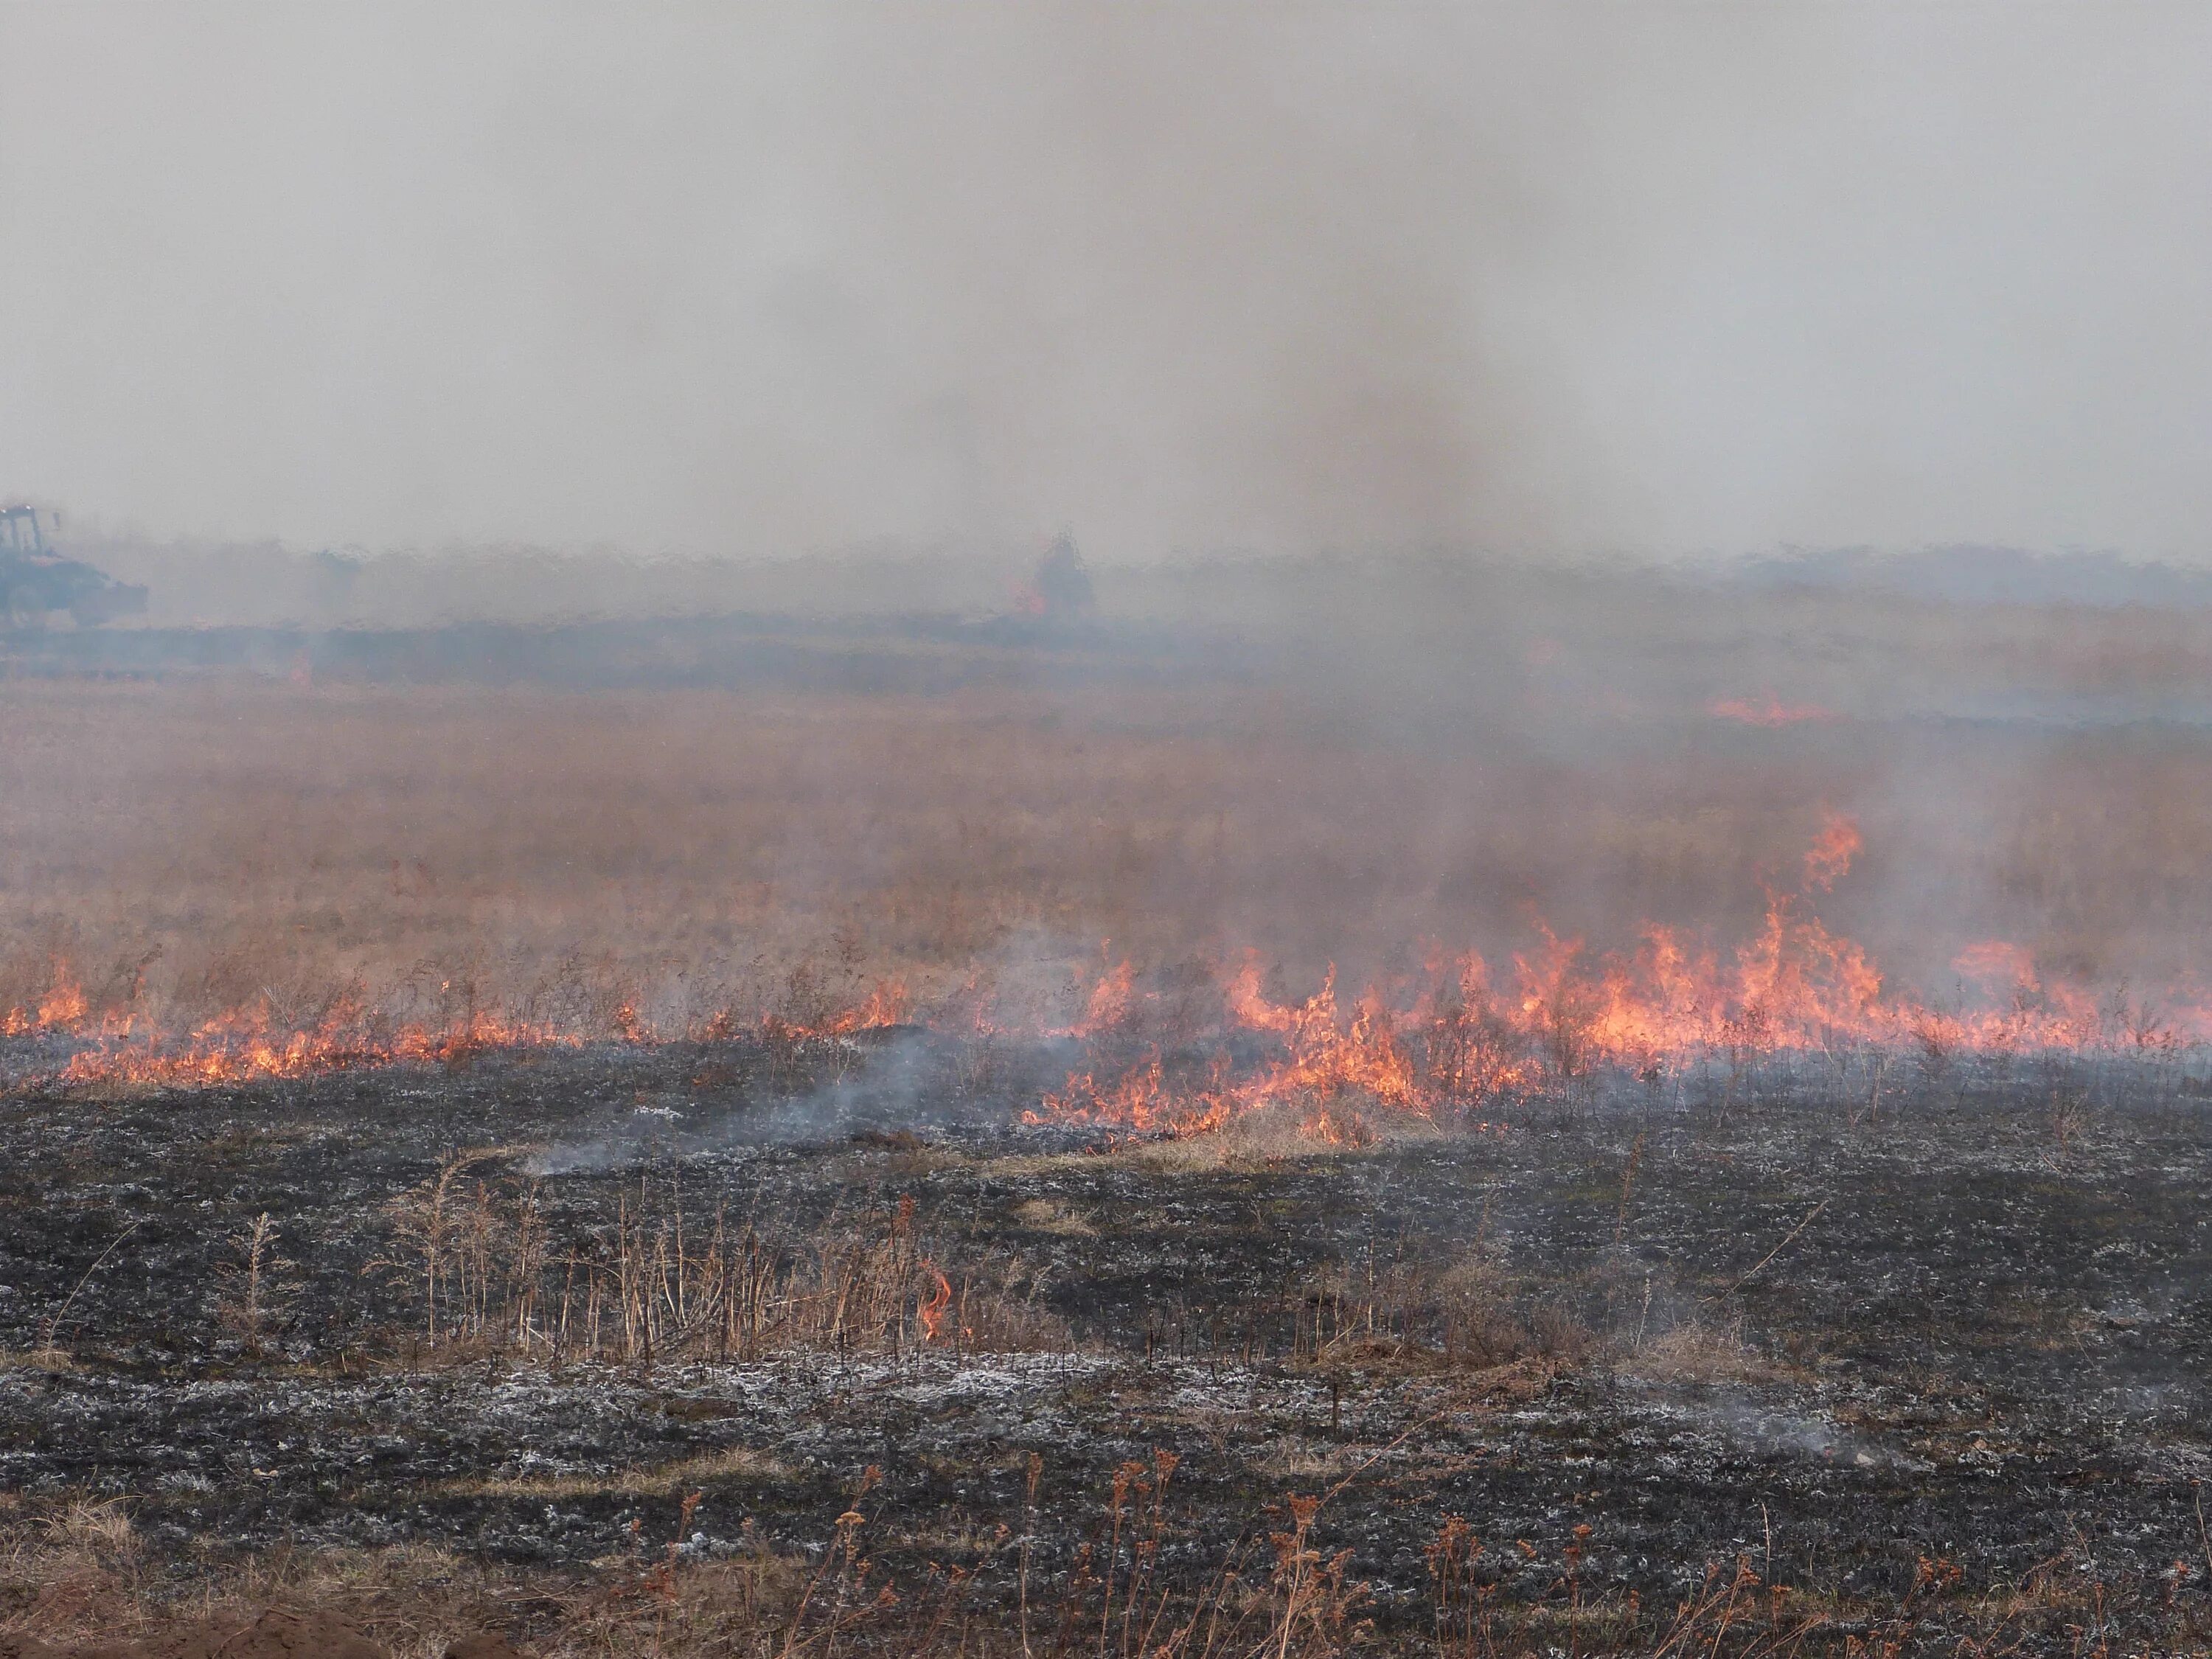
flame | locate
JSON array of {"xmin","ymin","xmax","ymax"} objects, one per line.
[
  {"xmin": 1019, "ymin": 819, "xmax": 2200, "ymax": 1144},
  {"xmin": 917, "ymin": 1263, "xmax": 953, "ymax": 1343},
  {"xmin": 1034, "ymin": 971, "xmax": 1433, "ymax": 1140},
  {"xmin": 4, "ymin": 959, "xmax": 92, "ymax": 1037},
  {"xmin": 742, "ymin": 977, "xmax": 915, "ymax": 1046},
  {"xmin": 19, "ymin": 826, "xmax": 2205, "ymax": 1110},
  {"xmin": 1023, "ymin": 1051, "xmax": 1233, "ymax": 1136},
  {"xmin": 36, "ymin": 967, "xmax": 88, "ymax": 1032},
  {"xmin": 58, "ymin": 1001, "xmax": 577, "ymax": 1088},
  {"xmin": 1225, "ymin": 952, "xmax": 1296, "ymax": 1033},
  {"xmin": 1802, "ymin": 810, "xmax": 1862, "ymax": 892},
  {"xmin": 828, "ymin": 976, "xmax": 912, "ymax": 1034},
  {"xmin": 1071, "ymin": 958, "xmax": 1135, "ymax": 1039},
  {"xmin": 44, "ymin": 969, "xmax": 928, "ymax": 1091}
]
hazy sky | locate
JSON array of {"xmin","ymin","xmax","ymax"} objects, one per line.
[{"xmin": 2, "ymin": 4, "xmax": 2208, "ymax": 561}]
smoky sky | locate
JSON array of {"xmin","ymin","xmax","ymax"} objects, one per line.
[{"xmin": 2, "ymin": 3, "xmax": 2209, "ymax": 562}]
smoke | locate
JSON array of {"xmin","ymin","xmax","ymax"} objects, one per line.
[
  {"xmin": 4, "ymin": 4, "xmax": 2211, "ymax": 560},
  {"xmin": 526, "ymin": 1031, "xmax": 970, "ymax": 1176}
]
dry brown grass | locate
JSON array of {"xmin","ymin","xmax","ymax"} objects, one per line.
[
  {"xmin": 1619, "ymin": 1323, "xmax": 1784, "ymax": 1386},
  {"xmin": 0, "ymin": 1477, "xmax": 2164, "ymax": 1659},
  {"xmin": 9, "ymin": 665, "xmax": 2210, "ymax": 1047},
  {"xmin": 371, "ymin": 1175, "xmax": 1065, "ymax": 1366},
  {"xmin": 1011, "ymin": 1197, "xmax": 1099, "ymax": 1237},
  {"xmin": 0, "ymin": 1346, "xmax": 77, "ymax": 1374},
  {"xmin": 0, "ymin": 674, "xmax": 1771, "ymax": 1029},
  {"xmin": 1283, "ymin": 1245, "xmax": 1586, "ymax": 1377},
  {"xmin": 425, "ymin": 1446, "xmax": 794, "ymax": 1503}
]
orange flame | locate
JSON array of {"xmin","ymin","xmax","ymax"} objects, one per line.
[
  {"xmin": 36, "ymin": 966, "xmax": 88, "ymax": 1032},
  {"xmin": 1071, "ymin": 958, "xmax": 1135, "ymax": 1039},
  {"xmin": 4, "ymin": 959, "xmax": 91, "ymax": 1037},
  {"xmin": 21, "ymin": 826, "xmax": 2202, "ymax": 1110},
  {"xmin": 1018, "ymin": 819, "xmax": 2196, "ymax": 1144},
  {"xmin": 917, "ymin": 1263, "xmax": 953, "ymax": 1343},
  {"xmin": 1225, "ymin": 953, "xmax": 1295, "ymax": 1033},
  {"xmin": 1802, "ymin": 810, "xmax": 1862, "ymax": 893},
  {"xmin": 828, "ymin": 976, "xmax": 912, "ymax": 1034},
  {"xmin": 55, "ymin": 1001, "xmax": 577, "ymax": 1088}
]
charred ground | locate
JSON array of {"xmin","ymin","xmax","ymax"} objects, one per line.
[{"xmin": 5, "ymin": 1037, "xmax": 2212, "ymax": 1655}]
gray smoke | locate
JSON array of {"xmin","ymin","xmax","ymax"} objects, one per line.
[{"xmin": 4, "ymin": 4, "xmax": 2211, "ymax": 560}]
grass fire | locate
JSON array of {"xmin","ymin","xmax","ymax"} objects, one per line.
[
  {"xmin": 10, "ymin": 5, "xmax": 2212, "ymax": 1652},
  {"xmin": 7, "ymin": 552, "xmax": 2212, "ymax": 1659}
]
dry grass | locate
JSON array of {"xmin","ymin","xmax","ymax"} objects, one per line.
[
  {"xmin": 1619, "ymin": 1323, "xmax": 1783, "ymax": 1386},
  {"xmin": 372, "ymin": 1176, "xmax": 1065, "ymax": 1366},
  {"xmin": 7, "ymin": 665, "xmax": 2211, "ymax": 1048},
  {"xmin": 1284, "ymin": 1245, "xmax": 1587, "ymax": 1377},
  {"xmin": 1011, "ymin": 1197, "xmax": 1099, "ymax": 1237},
  {"xmin": 0, "ymin": 1474, "xmax": 2169, "ymax": 1659},
  {"xmin": 425, "ymin": 1446, "xmax": 794, "ymax": 1502},
  {"xmin": 0, "ymin": 1346, "xmax": 77, "ymax": 1374}
]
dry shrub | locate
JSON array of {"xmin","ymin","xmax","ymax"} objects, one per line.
[{"xmin": 214, "ymin": 1213, "xmax": 297, "ymax": 1357}]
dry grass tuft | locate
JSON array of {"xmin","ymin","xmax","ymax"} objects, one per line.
[
  {"xmin": 370, "ymin": 1180, "xmax": 1065, "ymax": 1367},
  {"xmin": 1010, "ymin": 1197, "xmax": 1097, "ymax": 1237},
  {"xmin": 428, "ymin": 1446, "xmax": 793, "ymax": 1502},
  {"xmin": 0, "ymin": 1347, "xmax": 77, "ymax": 1374},
  {"xmin": 1621, "ymin": 1322, "xmax": 1784, "ymax": 1385}
]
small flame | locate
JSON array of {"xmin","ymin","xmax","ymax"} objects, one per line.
[
  {"xmin": 917, "ymin": 1263, "xmax": 952, "ymax": 1343},
  {"xmin": 4, "ymin": 959, "xmax": 92, "ymax": 1037},
  {"xmin": 828, "ymin": 976, "xmax": 912, "ymax": 1034},
  {"xmin": 36, "ymin": 966, "xmax": 88, "ymax": 1032}
]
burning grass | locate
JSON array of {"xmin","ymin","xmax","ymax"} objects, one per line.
[
  {"xmin": 12, "ymin": 807, "xmax": 2202, "ymax": 1157},
  {"xmin": 7, "ymin": 623, "xmax": 2212, "ymax": 1651},
  {"xmin": 4, "ymin": 660, "xmax": 2205, "ymax": 1150},
  {"xmin": 7, "ymin": 670, "xmax": 2212, "ymax": 1112}
]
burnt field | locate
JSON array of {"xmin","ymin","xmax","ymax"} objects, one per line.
[
  {"xmin": 5, "ymin": 1038, "xmax": 2212, "ymax": 1655},
  {"xmin": 9, "ymin": 563, "xmax": 2212, "ymax": 1654}
]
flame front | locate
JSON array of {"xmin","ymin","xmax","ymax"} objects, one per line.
[
  {"xmin": 1020, "ymin": 815, "xmax": 2202, "ymax": 1143},
  {"xmin": 16, "ymin": 821, "xmax": 2203, "ymax": 1121}
]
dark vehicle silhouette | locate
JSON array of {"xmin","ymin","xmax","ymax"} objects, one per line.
[{"xmin": 0, "ymin": 504, "xmax": 147, "ymax": 627}]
